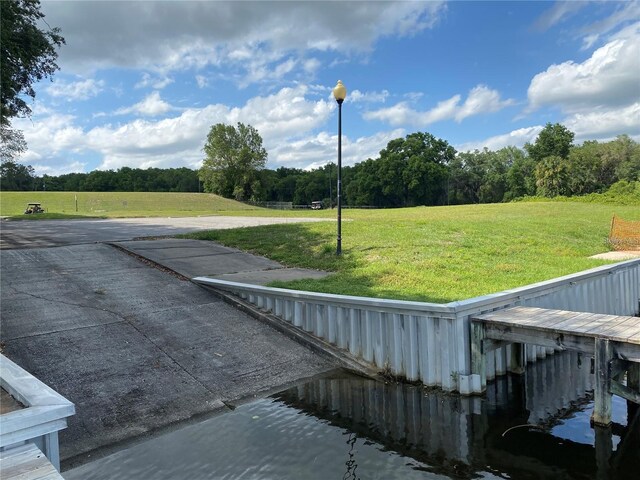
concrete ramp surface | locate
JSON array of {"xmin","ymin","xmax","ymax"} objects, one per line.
[
  {"xmin": 114, "ymin": 238, "xmax": 330, "ymax": 284},
  {"xmin": 0, "ymin": 243, "xmax": 334, "ymax": 467}
]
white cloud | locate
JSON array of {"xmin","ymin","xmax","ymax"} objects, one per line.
[
  {"xmin": 580, "ymin": 2, "xmax": 640, "ymax": 49},
  {"xmin": 527, "ymin": 23, "xmax": 640, "ymax": 111},
  {"xmin": 32, "ymin": 161, "xmax": 88, "ymax": 177},
  {"xmin": 135, "ymin": 73, "xmax": 174, "ymax": 89},
  {"xmin": 564, "ymin": 103, "xmax": 640, "ymax": 141},
  {"xmin": 18, "ymin": 85, "xmax": 337, "ymax": 171},
  {"xmin": 349, "ymin": 89, "xmax": 389, "ymax": 104},
  {"xmin": 228, "ymin": 85, "xmax": 334, "ymax": 140},
  {"xmin": 364, "ymin": 85, "xmax": 514, "ymax": 126},
  {"xmin": 15, "ymin": 113, "xmax": 84, "ymax": 154},
  {"xmin": 239, "ymin": 56, "xmax": 299, "ymax": 88},
  {"xmin": 456, "ymin": 126, "xmax": 544, "ymax": 153},
  {"xmin": 116, "ymin": 91, "xmax": 175, "ymax": 117},
  {"xmin": 41, "ymin": 1, "xmax": 445, "ymax": 82},
  {"xmin": 303, "ymin": 58, "xmax": 321, "ymax": 74},
  {"xmin": 195, "ymin": 75, "xmax": 209, "ymax": 88},
  {"xmin": 456, "ymin": 102, "xmax": 640, "ymax": 152},
  {"xmin": 272, "ymin": 129, "xmax": 406, "ymax": 170},
  {"xmin": 46, "ymin": 78, "xmax": 104, "ymax": 101},
  {"xmin": 533, "ymin": 1, "xmax": 588, "ymax": 31}
]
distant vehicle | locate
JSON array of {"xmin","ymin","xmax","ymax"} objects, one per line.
[
  {"xmin": 24, "ymin": 203, "xmax": 45, "ymax": 214},
  {"xmin": 311, "ymin": 201, "xmax": 324, "ymax": 210}
]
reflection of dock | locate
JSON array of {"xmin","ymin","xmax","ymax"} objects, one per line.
[
  {"xmin": 274, "ymin": 357, "xmax": 639, "ymax": 479},
  {"xmin": 471, "ymin": 307, "xmax": 640, "ymax": 425}
]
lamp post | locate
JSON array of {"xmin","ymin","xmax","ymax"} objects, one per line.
[{"xmin": 332, "ymin": 80, "xmax": 347, "ymax": 255}]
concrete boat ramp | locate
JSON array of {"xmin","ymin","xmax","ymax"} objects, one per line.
[{"xmin": 0, "ymin": 218, "xmax": 338, "ymax": 471}]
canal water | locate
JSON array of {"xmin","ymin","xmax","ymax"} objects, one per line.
[{"xmin": 66, "ymin": 352, "xmax": 638, "ymax": 479}]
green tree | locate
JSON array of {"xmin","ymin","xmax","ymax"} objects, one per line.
[
  {"xmin": 535, "ymin": 155, "xmax": 571, "ymax": 197},
  {"xmin": 607, "ymin": 135, "xmax": 640, "ymax": 182},
  {"xmin": 381, "ymin": 132, "xmax": 454, "ymax": 206},
  {"xmin": 524, "ymin": 123, "xmax": 575, "ymax": 162},
  {"xmin": 566, "ymin": 141, "xmax": 606, "ymax": 195},
  {"xmin": 0, "ymin": 124, "xmax": 26, "ymax": 161},
  {"xmin": 1, "ymin": 0, "xmax": 65, "ymax": 159},
  {"xmin": 345, "ymin": 158, "xmax": 384, "ymax": 206},
  {"xmin": 505, "ymin": 151, "xmax": 536, "ymax": 201},
  {"xmin": 199, "ymin": 123, "xmax": 267, "ymax": 201},
  {"xmin": 0, "ymin": 159, "xmax": 35, "ymax": 190}
]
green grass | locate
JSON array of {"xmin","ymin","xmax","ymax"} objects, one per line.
[
  {"xmin": 0, "ymin": 191, "xmax": 330, "ymax": 219},
  {"xmin": 181, "ymin": 202, "xmax": 640, "ymax": 303}
]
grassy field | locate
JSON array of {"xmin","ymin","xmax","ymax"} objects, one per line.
[
  {"xmin": 0, "ymin": 191, "xmax": 328, "ymax": 218},
  {"xmin": 2, "ymin": 191, "xmax": 636, "ymax": 302},
  {"xmin": 182, "ymin": 202, "xmax": 640, "ymax": 303}
]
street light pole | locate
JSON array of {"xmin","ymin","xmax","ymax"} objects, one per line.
[
  {"xmin": 332, "ymin": 80, "xmax": 347, "ymax": 255},
  {"xmin": 329, "ymin": 162, "xmax": 332, "ymax": 209}
]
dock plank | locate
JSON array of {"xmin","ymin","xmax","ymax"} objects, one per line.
[
  {"xmin": 0, "ymin": 443, "xmax": 62, "ymax": 480},
  {"xmin": 474, "ymin": 307, "xmax": 640, "ymax": 344},
  {"xmin": 585, "ymin": 316, "xmax": 640, "ymax": 341}
]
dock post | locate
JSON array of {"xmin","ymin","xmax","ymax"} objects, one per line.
[
  {"xmin": 507, "ymin": 343, "xmax": 525, "ymax": 375},
  {"xmin": 628, "ymin": 361, "xmax": 640, "ymax": 390},
  {"xmin": 594, "ymin": 425, "xmax": 612, "ymax": 480},
  {"xmin": 628, "ymin": 362, "xmax": 640, "ymax": 421},
  {"xmin": 470, "ymin": 321, "xmax": 486, "ymax": 393},
  {"xmin": 592, "ymin": 338, "xmax": 613, "ymax": 426}
]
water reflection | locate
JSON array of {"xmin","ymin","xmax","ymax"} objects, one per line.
[
  {"xmin": 65, "ymin": 352, "xmax": 638, "ymax": 480},
  {"xmin": 274, "ymin": 351, "xmax": 638, "ymax": 480}
]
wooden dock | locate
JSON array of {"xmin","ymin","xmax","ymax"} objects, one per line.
[
  {"xmin": 0, "ymin": 443, "xmax": 63, "ymax": 480},
  {"xmin": 471, "ymin": 306, "xmax": 640, "ymax": 426}
]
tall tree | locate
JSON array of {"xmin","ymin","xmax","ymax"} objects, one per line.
[
  {"xmin": 1, "ymin": 0, "xmax": 65, "ymax": 122},
  {"xmin": 534, "ymin": 155, "xmax": 571, "ymax": 197},
  {"xmin": 382, "ymin": 132, "xmax": 454, "ymax": 206},
  {"xmin": 1, "ymin": 0, "xmax": 64, "ymax": 161},
  {"xmin": 524, "ymin": 123, "xmax": 575, "ymax": 162},
  {"xmin": 0, "ymin": 158, "xmax": 35, "ymax": 190},
  {"xmin": 199, "ymin": 123, "xmax": 267, "ymax": 201}
]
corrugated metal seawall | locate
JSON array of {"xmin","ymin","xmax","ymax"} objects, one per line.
[{"xmin": 194, "ymin": 259, "xmax": 640, "ymax": 393}]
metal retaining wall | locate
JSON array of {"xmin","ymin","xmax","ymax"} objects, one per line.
[{"xmin": 194, "ymin": 258, "xmax": 640, "ymax": 393}]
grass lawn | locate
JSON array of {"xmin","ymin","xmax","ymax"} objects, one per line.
[
  {"xmin": 181, "ymin": 202, "xmax": 640, "ymax": 303},
  {"xmin": 0, "ymin": 191, "xmax": 329, "ymax": 219}
]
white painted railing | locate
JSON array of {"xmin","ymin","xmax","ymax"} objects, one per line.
[
  {"xmin": 0, "ymin": 354, "xmax": 75, "ymax": 471},
  {"xmin": 194, "ymin": 258, "xmax": 640, "ymax": 394}
]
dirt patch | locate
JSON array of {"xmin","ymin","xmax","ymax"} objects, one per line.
[{"xmin": 590, "ymin": 251, "xmax": 640, "ymax": 261}]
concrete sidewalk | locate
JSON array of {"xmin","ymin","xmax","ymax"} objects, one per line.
[{"xmin": 113, "ymin": 238, "xmax": 330, "ymax": 284}]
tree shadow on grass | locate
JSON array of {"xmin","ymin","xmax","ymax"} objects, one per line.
[{"xmin": 182, "ymin": 223, "xmax": 454, "ymax": 304}]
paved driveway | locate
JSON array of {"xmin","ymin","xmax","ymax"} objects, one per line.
[{"xmin": 0, "ymin": 215, "xmax": 328, "ymax": 249}]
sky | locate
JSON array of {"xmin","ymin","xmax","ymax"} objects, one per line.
[{"xmin": 13, "ymin": 0, "xmax": 640, "ymax": 176}]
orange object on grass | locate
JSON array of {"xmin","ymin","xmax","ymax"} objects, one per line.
[{"xmin": 609, "ymin": 215, "xmax": 640, "ymax": 251}]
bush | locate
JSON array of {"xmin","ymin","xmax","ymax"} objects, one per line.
[{"xmin": 512, "ymin": 181, "xmax": 640, "ymax": 206}]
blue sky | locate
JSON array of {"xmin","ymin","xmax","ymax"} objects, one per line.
[{"xmin": 15, "ymin": 1, "xmax": 640, "ymax": 175}]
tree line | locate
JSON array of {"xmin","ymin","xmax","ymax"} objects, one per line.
[
  {"xmin": 0, "ymin": 165, "xmax": 200, "ymax": 192},
  {"xmin": 3, "ymin": 123, "xmax": 639, "ymax": 208},
  {"xmin": 197, "ymin": 121, "xmax": 639, "ymax": 207}
]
